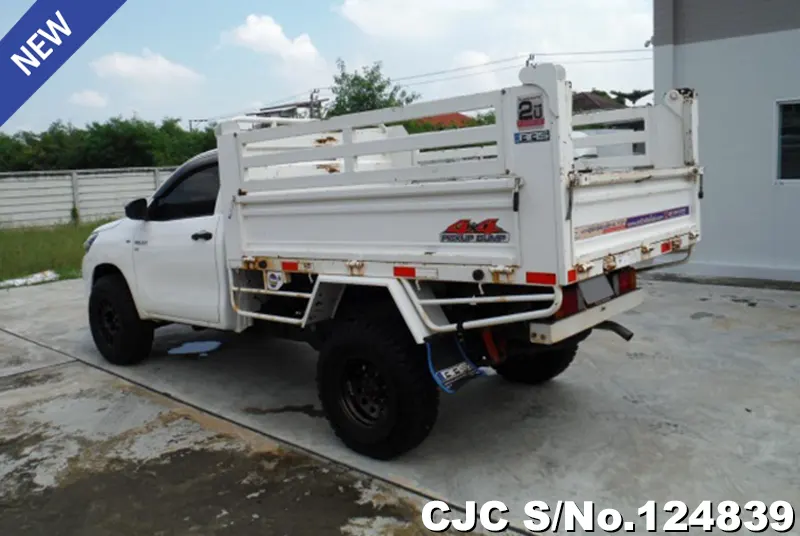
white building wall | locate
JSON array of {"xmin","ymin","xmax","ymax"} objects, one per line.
[{"xmin": 655, "ymin": 29, "xmax": 800, "ymax": 282}]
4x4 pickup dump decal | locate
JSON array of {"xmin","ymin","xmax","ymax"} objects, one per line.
[
  {"xmin": 440, "ymin": 218, "xmax": 511, "ymax": 244},
  {"xmin": 575, "ymin": 206, "xmax": 691, "ymax": 240}
]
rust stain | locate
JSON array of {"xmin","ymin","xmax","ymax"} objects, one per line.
[
  {"xmin": 603, "ymin": 254, "xmax": 617, "ymax": 272},
  {"xmin": 488, "ymin": 266, "xmax": 516, "ymax": 284},
  {"xmin": 314, "ymin": 135, "xmax": 337, "ymax": 145},
  {"xmin": 254, "ymin": 257, "xmax": 277, "ymax": 271},
  {"xmin": 346, "ymin": 260, "xmax": 365, "ymax": 276},
  {"xmin": 316, "ymin": 163, "xmax": 340, "ymax": 173}
]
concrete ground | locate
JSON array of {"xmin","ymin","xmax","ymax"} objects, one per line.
[
  {"xmin": 1, "ymin": 278, "xmax": 799, "ymax": 534},
  {"xmin": 0, "ymin": 334, "xmax": 450, "ymax": 535}
]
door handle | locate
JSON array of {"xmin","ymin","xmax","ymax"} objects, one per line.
[{"xmin": 191, "ymin": 231, "xmax": 213, "ymax": 241}]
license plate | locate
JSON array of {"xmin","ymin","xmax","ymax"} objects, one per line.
[{"xmin": 578, "ymin": 275, "xmax": 615, "ymax": 306}]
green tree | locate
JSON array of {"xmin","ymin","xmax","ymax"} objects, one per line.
[
  {"xmin": 325, "ymin": 59, "xmax": 421, "ymax": 118},
  {"xmin": 0, "ymin": 117, "xmax": 217, "ymax": 172},
  {"xmin": 588, "ymin": 88, "xmax": 627, "ymax": 106},
  {"xmin": 0, "ymin": 132, "xmax": 31, "ymax": 171}
]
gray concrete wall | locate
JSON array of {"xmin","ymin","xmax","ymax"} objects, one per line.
[
  {"xmin": 0, "ymin": 167, "xmax": 176, "ymax": 227},
  {"xmin": 655, "ymin": 28, "xmax": 800, "ymax": 282},
  {"xmin": 654, "ymin": 0, "xmax": 800, "ymax": 46}
]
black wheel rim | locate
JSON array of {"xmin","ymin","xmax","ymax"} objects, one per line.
[
  {"xmin": 339, "ymin": 359, "xmax": 390, "ymax": 428},
  {"xmin": 97, "ymin": 299, "xmax": 120, "ymax": 346}
]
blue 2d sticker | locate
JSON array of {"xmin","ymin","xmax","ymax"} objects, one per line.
[{"xmin": 514, "ymin": 130, "xmax": 551, "ymax": 144}]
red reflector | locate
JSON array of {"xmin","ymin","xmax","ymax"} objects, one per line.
[
  {"xmin": 281, "ymin": 261, "xmax": 299, "ymax": 272},
  {"xmin": 567, "ymin": 269, "xmax": 577, "ymax": 283},
  {"xmin": 526, "ymin": 272, "xmax": 557, "ymax": 286},
  {"xmin": 556, "ymin": 286, "xmax": 580, "ymax": 319},
  {"xmin": 618, "ymin": 268, "xmax": 637, "ymax": 294},
  {"xmin": 661, "ymin": 242, "xmax": 672, "ymax": 254},
  {"xmin": 393, "ymin": 266, "xmax": 416, "ymax": 278}
]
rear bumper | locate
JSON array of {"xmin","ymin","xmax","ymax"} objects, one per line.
[{"xmin": 528, "ymin": 289, "xmax": 644, "ymax": 344}]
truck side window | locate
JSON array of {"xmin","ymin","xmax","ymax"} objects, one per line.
[{"xmin": 150, "ymin": 164, "xmax": 220, "ymax": 221}]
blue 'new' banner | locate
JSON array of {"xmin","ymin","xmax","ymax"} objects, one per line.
[{"xmin": 0, "ymin": 0, "xmax": 127, "ymax": 126}]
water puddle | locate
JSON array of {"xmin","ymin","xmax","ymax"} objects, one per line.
[{"xmin": 167, "ymin": 341, "xmax": 223, "ymax": 356}]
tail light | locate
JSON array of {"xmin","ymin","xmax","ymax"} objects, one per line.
[
  {"xmin": 554, "ymin": 269, "xmax": 635, "ymax": 321},
  {"xmin": 555, "ymin": 285, "xmax": 580, "ymax": 319},
  {"xmin": 618, "ymin": 268, "xmax": 637, "ymax": 294}
]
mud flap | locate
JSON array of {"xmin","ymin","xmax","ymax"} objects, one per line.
[{"xmin": 425, "ymin": 334, "xmax": 485, "ymax": 394}]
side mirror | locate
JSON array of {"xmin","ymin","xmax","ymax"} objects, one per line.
[{"xmin": 125, "ymin": 198, "xmax": 148, "ymax": 221}]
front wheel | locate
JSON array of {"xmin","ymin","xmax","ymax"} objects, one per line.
[
  {"xmin": 316, "ymin": 317, "xmax": 439, "ymax": 460},
  {"xmin": 492, "ymin": 344, "xmax": 578, "ymax": 385},
  {"xmin": 88, "ymin": 274, "xmax": 154, "ymax": 366}
]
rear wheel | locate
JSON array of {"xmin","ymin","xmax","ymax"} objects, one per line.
[
  {"xmin": 88, "ymin": 274, "xmax": 154, "ymax": 366},
  {"xmin": 316, "ymin": 317, "xmax": 439, "ymax": 460},
  {"xmin": 492, "ymin": 344, "xmax": 578, "ymax": 385}
]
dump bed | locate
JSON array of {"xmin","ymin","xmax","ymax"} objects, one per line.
[{"xmin": 216, "ymin": 63, "xmax": 701, "ymax": 290}]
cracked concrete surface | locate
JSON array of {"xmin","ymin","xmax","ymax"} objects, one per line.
[
  {"xmin": 1, "ymin": 278, "xmax": 799, "ymax": 534},
  {"xmin": 0, "ymin": 338, "xmax": 450, "ymax": 535}
]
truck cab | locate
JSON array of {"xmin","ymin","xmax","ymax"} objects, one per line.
[{"xmin": 83, "ymin": 150, "xmax": 236, "ymax": 336}]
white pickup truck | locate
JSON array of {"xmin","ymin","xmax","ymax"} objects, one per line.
[{"xmin": 82, "ymin": 63, "xmax": 702, "ymax": 460}]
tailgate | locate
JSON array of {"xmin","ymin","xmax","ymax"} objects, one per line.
[
  {"xmin": 569, "ymin": 167, "xmax": 701, "ymax": 274},
  {"xmin": 568, "ymin": 88, "xmax": 702, "ymax": 277}
]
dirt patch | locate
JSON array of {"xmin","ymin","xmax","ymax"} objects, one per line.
[
  {"xmin": 626, "ymin": 351, "xmax": 670, "ymax": 361},
  {"xmin": 690, "ymin": 312, "xmax": 725, "ymax": 321},
  {"xmin": 0, "ymin": 437, "xmax": 429, "ymax": 536},
  {"xmin": 0, "ymin": 431, "xmax": 49, "ymax": 461},
  {"xmin": 243, "ymin": 404, "xmax": 325, "ymax": 419},
  {"xmin": 0, "ymin": 370, "xmax": 63, "ymax": 392},
  {"xmin": 0, "ymin": 355, "xmax": 26, "ymax": 368}
]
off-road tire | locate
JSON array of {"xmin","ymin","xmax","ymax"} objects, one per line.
[
  {"xmin": 89, "ymin": 274, "xmax": 154, "ymax": 366},
  {"xmin": 492, "ymin": 344, "xmax": 578, "ymax": 385},
  {"xmin": 316, "ymin": 317, "xmax": 439, "ymax": 460}
]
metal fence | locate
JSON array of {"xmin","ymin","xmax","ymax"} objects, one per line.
[{"xmin": 0, "ymin": 167, "xmax": 177, "ymax": 228}]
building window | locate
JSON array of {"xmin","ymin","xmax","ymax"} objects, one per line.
[{"xmin": 779, "ymin": 102, "xmax": 800, "ymax": 180}]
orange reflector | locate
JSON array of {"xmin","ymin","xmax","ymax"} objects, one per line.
[
  {"xmin": 661, "ymin": 242, "xmax": 672, "ymax": 254},
  {"xmin": 393, "ymin": 266, "xmax": 416, "ymax": 278},
  {"xmin": 526, "ymin": 272, "xmax": 557, "ymax": 286},
  {"xmin": 567, "ymin": 269, "xmax": 577, "ymax": 283},
  {"xmin": 282, "ymin": 261, "xmax": 299, "ymax": 272}
]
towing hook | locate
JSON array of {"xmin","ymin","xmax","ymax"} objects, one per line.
[{"xmin": 595, "ymin": 320, "xmax": 634, "ymax": 342}]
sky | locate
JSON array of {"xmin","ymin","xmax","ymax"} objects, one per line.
[{"xmin": 0, "ymin": 0, "xmax": 654, "ymax": 133}]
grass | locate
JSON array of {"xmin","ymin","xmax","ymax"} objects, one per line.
[{"xmin": 0, "ymin": 219, "xmax": 114, "ymax": 283}]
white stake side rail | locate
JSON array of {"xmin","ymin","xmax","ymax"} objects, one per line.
[
  {"xmin": 571, "ymin": 88, "xmax": 700, "ymax": 180},
  {"xmin": 225, "ymin": 90, "xmax": 507, "ymax": 191},
  {"xmin": 216, "ymin": 82, "xmax": 567, "ymax": 333},
  {"xmin": 215, "ymin": 65, "xmax": 700, "ymax": 333}
]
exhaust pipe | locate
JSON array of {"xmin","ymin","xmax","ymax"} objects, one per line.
[{"xmin": 595, "ymin": 320, "xmax": 634, "ymax": 342}]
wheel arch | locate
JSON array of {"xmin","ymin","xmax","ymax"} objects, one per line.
[
  {"xmin": 90, "ymin": 263, "xmax": 146, "ymax": 318},
  {"xmin": 92, "ymin": 263, "xmax": 126, "ymax": 286},
  {"xmin": 309, "ymin": 276, "xmax": 436, "ymax": 344}
]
